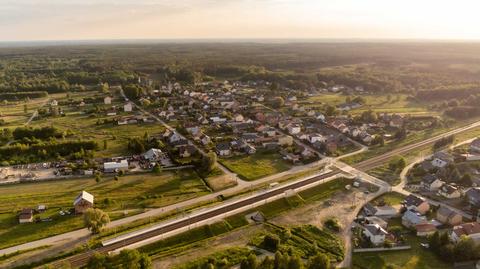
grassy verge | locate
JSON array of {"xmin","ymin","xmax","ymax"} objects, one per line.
[
  {"xmin": 219, "ymin": 151, "xmax": 291, "ymax": 181},
  {"xmin": 367, "ymin": 164, "xmax": 401, "ymax": 185}
]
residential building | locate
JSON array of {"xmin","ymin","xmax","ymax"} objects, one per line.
[
  {"xmin": 437, "ymin": 206, "xmax": 463, "ymax": 226},
  {"xmin": 216, "ymin": 143, "xmax": 231, "ymax": 156},
  {"xmin": 431, "ymin": 152, "xmax": 454, "ymax": 168},
  {"xmin": 143, "ymin": 148, "xmax": 163, "ymax": 161},
  {"xmin": 402, "ymin": 210, "xmax": 427, "ymax": 228},
  {"xmin": 403, "ymin": 194, "xmax": 430, "ymax": 215},
  {"xmin": 18, "ymin": 208, "xmax": 34, "ymax": 223},
  {"xmin": 438, "ymin": 184, "xmax": 462, "ymax": 199},
  {"xmin": 363, "ymin": 224, "xmax": 388, "ymax": 245},
  {"xmin": 415, "ymin": 223, "xmax": 437, "ymax": 237},
  {"xmin": 465, "ymin": 188, "xmax": 480, "ymax": 207},
  {"xmin": 451, "ymin": 222, "xmax": 480, "ymax": 244},
  {"xmin": 421, "ymin": 174, "xmax": 444, "ymax": 191},
  {"xmin": 124, "ymin": 102, "xmax": 133, "ymax": 112},
  {"xmin": 470, "ymin": 138, "xmax": 480, "ymax": 153},
  {"xmin": 104, "ymin": 96, "xmax": 112, "ymax": 105},
  {"xmin": 103, "ymin": 159, "xmax": 129, "ymax": 173},
  {"xmin": 74, "ymin": 191, "xmax": 94, "ymax": 214}
]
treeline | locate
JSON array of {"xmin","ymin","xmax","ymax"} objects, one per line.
[
  {"xmin": 12, "ymin": 126, "xmax": 62, "ymax": 140},
  {"xmin": 428, "ymin": 231, "xmax": 480, "ymax": 263},
  {"xmin": 0, "ymin": 91, "xmax": 48, "ymax": 100},
  {"xmin": 86, "ymin": 249, "xmax": 151, "ymax": 269},
  {"xmin": 444, "ymin": 106, "xmax": 480, "ymax": 119},
  {"xmin": 0, "ymin": 140, "xmax": 97, "ymax": 164}
]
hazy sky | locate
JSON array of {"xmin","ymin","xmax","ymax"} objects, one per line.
[{"xmin": 3, "ymin": 0, "xmax": 480, "ymax": 41}]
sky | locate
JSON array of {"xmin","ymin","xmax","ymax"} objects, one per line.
[{"xmin": 2, "ymin": 0, "xmax": 480, "ymax": 41}]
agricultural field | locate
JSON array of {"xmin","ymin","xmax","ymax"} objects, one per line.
[
  {"xmin": 301, "ymin": 93, "xmax": 435, "ymax": 116},
  {"xmin": 0, "ymin": 170, "xmax": 209, "ymax": 249},
  {"xmin": 219, "ymin": 151, "xmax": 292, "ymax": 181}
]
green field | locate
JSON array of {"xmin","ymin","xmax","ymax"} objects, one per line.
[
  {"xmin": 367, "ymin": 164, "xmax": 401, "ymax": 185},
  {"xmin": 302, "ymin": 93, "xmax": 435, "ymax": 116},
  {"xmin": 0, "ymin": 170, "xmax": 209, "ymax": 249},
  {"xmin": 219, "ymin": 151, "xmax": 291, "ymax": 181}
]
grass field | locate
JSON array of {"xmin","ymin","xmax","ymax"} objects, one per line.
[
  {"xmin": 0, "ymin": 170, "xmax": 210, "ymax": 249},
  {"xmin": 219, "ymin": 151, "xmax": 291, "ymax": 181},
  {"xmin": 174, "ymin": 247, "xmax": 254, "ymax": 269},
  {"xmin": 372, "ymin": 192, "xmax": 406, "ymax": 206},
  {"xmin": 302, "ymin": 93, "xmax": 435, "ymax": 116},
  {"xmin": 367, "ymin": 164, "xmax": 401, "ymax": 185}
]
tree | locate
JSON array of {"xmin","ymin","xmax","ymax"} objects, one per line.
[
  {"xmin": 103, "ymin": 140, "xmax": 108, "ymax": 150},
  {"xmin": 271, "ymin": 96, "xmax": 285, "ymax": 108},
  {"xmin": 200, "ymin": 151, "xmax": 217, "ymax": 174},
  {"xmin": 95, "ymin": 174, "xmax": 101, "ymax": 183},
  {"xmin": 124, "ymin": 84, "xmax": 142, "ymax": 100},
  {"xmin": 259, "ymin": 256, "xmax": 275, "ymax": 269},
  {"xmin": 287, "ymin": 255, "xmax": 304, "ymax": 269},
  {"xmin": 307, "ymin": 253, "xmax": 330, "ymax": 269},
  {"xmin": 263, "ymin": 234, "xmax": 280, "ymax": 251},
  {"xmin": 152, "ymin": 163, "xmax": 162, "ymax": 174},
  {"xmin": 84, "ymin": 208, "xmax": 110, "ymax": 234},
  {"xmin": 240, "ymin": 253, "xmax": 258, "ymax": 269},
  {"xmin": 86, "ymin": 252, "xmax": 108, "ymax": 269}
]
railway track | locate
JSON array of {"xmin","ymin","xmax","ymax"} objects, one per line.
[
  {"xmin": 65, "ymin": 170, "xmax": 340, "ymax": 267},
  {"xmin": 60, "ymin": 119, "xmax": 480, "ymax": 267}
]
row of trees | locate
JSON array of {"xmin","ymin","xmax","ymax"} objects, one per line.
[
  {"xmin": 428, "ymin": 231, "xmax": 480, "ymax": 263},
  {"xmin": 86, "ymin": 249, "xmax": 152, "ymax": 269},
  {"xmin": 12, "ymin": 126, "xmax": 62, "ymax": 140},
  {"xmin": 238, "ymin": 251, "xmax": 331, "ymax": 269}
]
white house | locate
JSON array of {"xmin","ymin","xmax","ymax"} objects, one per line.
[
  {"xmin": 104, "ymin": 159, "xmax": 129, "ymax": 173},
  {"xmin": 104, "ymin": 96, "xmax": 112, "ymax": 105},
  {"xmin": 421, "ymin": 174, "xmax": 444, "ymax": 191},
  {"xmin": 363, "ymin": 224, "xmax": 388, "ymax": 245},
  {"xmin": 430, "ymin": 152, "xmax": 453, "ymax": 168},
  {"xmin": 124, "ymin": 102, "xmax": 133, "ymax": 112},
  {"xmin": 287, "ymin": 124, "xmax": 301, "ymax": 135}
]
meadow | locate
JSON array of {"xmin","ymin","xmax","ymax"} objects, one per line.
[{"xmin": 0, "ymin": 170, "xmax": 210, "ymax": 249}]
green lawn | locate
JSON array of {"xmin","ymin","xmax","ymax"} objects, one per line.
[
  {"xmin": 0, "ymin": 170, "xmax": 210, "ymax": 249},
  {"xmin": 372, "ymin": 192, "xmax": 406, "ymax": 206},
  {"xmin": 219, "ymin": 151, "xmax": 291, "ymax": 181}
]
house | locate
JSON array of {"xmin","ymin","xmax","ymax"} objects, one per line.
[
  {"xmin": 451, "ymin": 222, "xmax": 480, "ymax": 243},
  {"xmin": 374, "ymin": 205, "xmax": 398, "ymax": 217},
  {"xmin": 50, "ymin": 99, "xmax": 58, "ymax": 106},
  {"xmin": 470, "ymin": 138, "xmax": 480, "ymax": 153},
  {"xmin": 415, "ymin": 223, "xmax": 437, "ymax": 237},
  {"xmin": 403, "ymin": 194, "xmax": 430, "ymax": 215},
  {"xmin": 178, "ymin": 145, "xmax": 196, "ymax": 158},
  {"xmin": 362, "ymin": 203, "xmax": 397, "ymax": 217},
  {"xmin": 389, "ymin": 115, "xmax": 404, "ymax": 128},
  {"xmin": 278, "ymin": 135, "xmax": 294, "ymax": 146},
  {"xmin": 363, "ymin": 224, "xmax": 388, "ymax": 245},
  {"xmin": 18, "ymin": 208, "xmax": 34, "ymax": 223},
  {"xmin": 104, "ymin": 96, "xmax": 112, "ymax": 105},
  {"xmin": 365, "ymin": 216, "xmax": 388, "ymax": 229},
  {"xmin": 438, "ymin": 184, "xmax": 462, "ymax": 199},
  {"xmin": 431, "ymin": 152, "xmax": 454, "ymax": 168},
  {"xmin": 244, "ymin": 144, "xmax": 256, "ymax": 155},
  {"xmin": 216, "ymin": 143, "xmax": 231, "ymax": 156},
  {"xmin": 402, "ymin": 210, "xmax": 427, "ymax": 228},
  {"xmin": 200, "ymin": 134, "xmax": 212, "ymax": 146},
  {"xmin": 437, "ymin": 206, "xmax": 463, "ymax": 226},
  {"xmin": 421, "ymin": 174, "xmax": 444, "ymax": 191},
  {"xmin": 73, "ymin": 191, "xmax": 94, "ymax": 214},
  {"xmin": 233, "ymin": 114, "xmax": 244, "ymax": 122},
  {"xmin": 124, "ymin": 102, "xmax": 133, "ymax": 112},
  {"xmin": 465, "ymin": 188, "xmax": 480, "ymax": 207},
  {"xmin": 104, "ymin": 159, "xmax": 129, "ymax": 173},
  {"xmin": 287, "ymin": 124, "xmax": 302, "ymax": 135},
  {"xmin": 283, "ymin": 152, "xmax": 300, "ymax": 163},
  {"xmin": 143, "ymin": 148, "xmax": 163, "ymax": 161}
]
